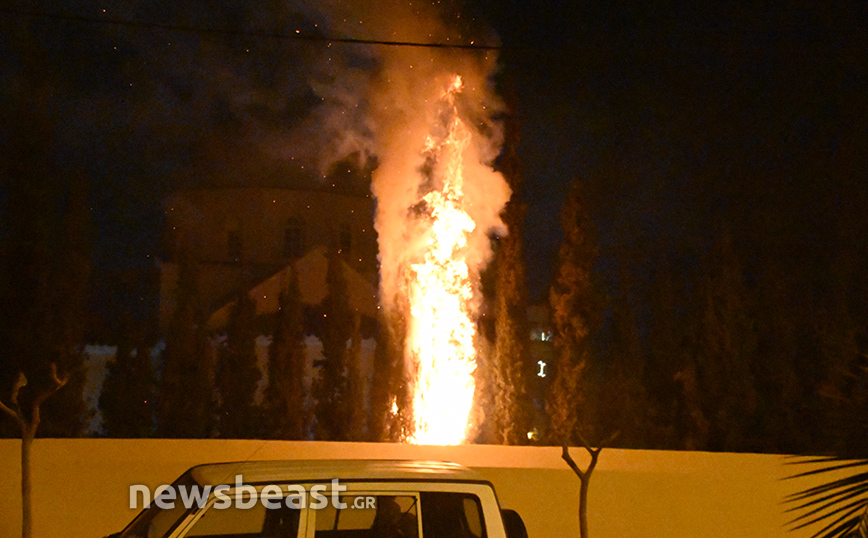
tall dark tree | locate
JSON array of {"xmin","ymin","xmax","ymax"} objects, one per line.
[
  {"xmin": 262, "ymin": 265, "xmax": 309, "ymax": 440},
  {"xmin": 600, "ymin": 268, "xmax": 655, "ymax": 449},
  {"xmin": 691, "ymin": 229, "xmax": 759, "ymax": 451},
  {"xmin": 37, "ymin": 167, "xmax": 91, "ymax": 437},
  {"xmin": 487, "ymin": 88, "xmax": 533, "ymax": 445},
  {"xmin": 483, "ymin": 200, "xmax": 533, "ymax": 445},
  {"xmin": 472, "ymin": 336, "xmax": 497, "ymax": 444},
  {"xmin": 0, "ymin": 75, "xmax": 91, "ymax": 438},
  {"xmin": 643, "ymin": 262, "xmax": 694, "ymax": 450},
  {"xmin": 313, "ymin": 248, "xmax": 353, "ymax": 440},
  {"xmin": 367, "ymin": 315, "xmax": 391, "ymax": 442},
  {"xmin": 345, "ymin": 313, "xmax": 367, "ymax": 441},
  {"xmin": 156, "ymin": 259, "xmax": 213, "ymax": 438},
  {"xmin": 367, "ymin": 310, "xmax": 407, "ymax": 442},
  {"xmin": 546, "ymin": 181, "xmax": 599, "ymax": 445},
  {"xmin": 745, "ymin": 258, "xmax": 812, "ymax": 454},
  {"xmin": 99, "ymin": 324, "xmax": 156, "ymax": 437},
  {"xmin": 216, "ymin": 292, "xmax": 262, "ymax": 439},
  {"xmin": 812, "ymin": 293, "xmax": 864, "ymax": 457}
]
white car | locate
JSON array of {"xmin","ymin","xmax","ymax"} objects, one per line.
[{"xmin": 109, "ymin": 459, "xmax": 529, "ymax": 538}]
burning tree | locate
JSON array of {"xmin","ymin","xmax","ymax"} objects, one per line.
[
  {"xmin": 402, "ymin": 76, "xmax": 482, "ymax": 444},
  {"xmin": 300, "ymin": 2, "xmax": 511, "ymax": 445},
  {"xmin": 371, "ymin": 72, "xmax": 510, "ymax": 445}
]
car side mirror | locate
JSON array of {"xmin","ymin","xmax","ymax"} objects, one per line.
[{"xmin": 501, "ymin": 508, "xmax": 528, "ymax": 538}]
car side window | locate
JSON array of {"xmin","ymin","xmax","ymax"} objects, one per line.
[
  {"xmin": 183, "ymin": 497, "xmax": 300, "ymax": 538},
  {"xmin": 420, "ymin": 492, "xmax": 486, "ymax": 538},
  {"xmin": 314, "ymin": 494, "xmax": 418, "ymax": 538},
  {"xmin": 119, "ymin": 475, "xmax": 199, "ymax": 538}
]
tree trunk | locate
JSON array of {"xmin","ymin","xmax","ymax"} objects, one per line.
[
  {"xmin": 562, "ymin": 433, "xmax": 616, "ymax": 538},
  {"xmin": 0, "ymin": 365, "xmax": 68, "ymax": 538},
  {"xmin": 21, "ymin": 427, "xmax": 34, "ymax": 538},
  {"xmin": 578, "ymin": 466, "xmax": 590, "ymax": 538}
]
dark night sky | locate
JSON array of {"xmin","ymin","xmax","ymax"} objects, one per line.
[
  {"xmin": 2, "ymin": 0, "xmax": 867, "ymax": 335},
  {"xmin": 483, "ymin": 1, "xmax": 868, "ymax": 300}
]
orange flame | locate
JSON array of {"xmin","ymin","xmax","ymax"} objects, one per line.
[{"xmin": 406, "ymin": 76, "xmax": 478, "ymax": 445}]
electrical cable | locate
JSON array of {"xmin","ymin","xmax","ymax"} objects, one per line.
[{"xmin": 0, "ymin": 7, "xmax": 502, "ymax": 50}]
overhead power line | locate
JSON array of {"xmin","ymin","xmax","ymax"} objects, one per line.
[{"xmin": 0, "ymin": 7, "xmax": 502, "ymax": 50}]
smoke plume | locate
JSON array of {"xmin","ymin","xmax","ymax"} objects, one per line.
[{"xmin": 297, "ymin": 0, "xmax": 510, "ymax": 314}]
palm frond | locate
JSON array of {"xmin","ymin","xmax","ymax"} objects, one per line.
[
  {"xmin": 857, "ymin": 508, "xmax": 868, "ymax": 538},
  {"xmin": 784, "ymin": 457, "xmax": 868, "ymax": 538}
]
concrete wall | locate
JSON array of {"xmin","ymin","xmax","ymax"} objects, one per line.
[{"xmin": 0, "ymin": 439, "xmax": 825, "ymax": 538}]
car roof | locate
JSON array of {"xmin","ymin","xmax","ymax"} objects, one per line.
[{"xmin": 188, "ymin": 460, "xmax": 485, "ymax": 487}]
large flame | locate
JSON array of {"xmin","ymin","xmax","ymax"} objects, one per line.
[{"xmin": 406, "ymin": 76, "xmax": 478, "ymax": 445}]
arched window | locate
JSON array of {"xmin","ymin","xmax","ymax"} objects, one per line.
[{"xmin": 284, "ymin": 217, "xmax": 305, "ymax": 258}]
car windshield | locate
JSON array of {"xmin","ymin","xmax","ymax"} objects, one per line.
[{"xmin": 119, "ymin": 473, "xmax": 199, "ymax": 538}]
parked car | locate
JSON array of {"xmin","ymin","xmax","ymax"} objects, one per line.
[{"xmin": 108, "ymin": 459, "xmax": 528, "ymax": 538}]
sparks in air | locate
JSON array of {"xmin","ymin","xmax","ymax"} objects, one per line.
[{"xmin": 406, "ymin": 76, "xmax": 478, "ymax": 445}]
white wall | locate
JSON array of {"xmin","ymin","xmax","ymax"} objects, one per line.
[{"xmin": 0, "ymin": 439, "xmax": 827, "ymax": 538}]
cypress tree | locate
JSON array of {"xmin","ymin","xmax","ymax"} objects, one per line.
[
  {"xmin": 263, "ymin": 265, "xmax": 309, "ymax": 440},
  {"xmin": 346, "ymin": 313, "xmax": 367, "ymax": 440},
  {"xmin": 156, "ymin": 259, "xmax": 213, "ymax": 438},
  {"xmin": 489, "ymin": 199, "xmax": 532, "ymax": 445},
  {"xmin": 546, "ymin": 181, "xmax": 599, "ymax": 446},
  {"xmin": 100, "ymin": 336, "xmax": 156, "ymax": 437},
  {"xmin": 216, "ymin": 292, "xmax": 262, "ymax": 439},
  {"xmin": 313, "ymin": 248, "xmax": 352, "ymax": 440}
]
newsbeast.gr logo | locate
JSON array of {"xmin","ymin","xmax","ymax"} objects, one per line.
[{"xmin": 130, "ymin": 476, "xmax": 375, "ymax": 511}]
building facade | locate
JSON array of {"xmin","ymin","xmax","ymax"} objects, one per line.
[{"xmin": 159, "ymin": 186, "xmax": 379, "ymax": 330}]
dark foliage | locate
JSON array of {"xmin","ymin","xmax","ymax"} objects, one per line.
[
  {"xmin": 546, "ymin": 181, "xmax": 600, "ymax": 446},
  {"xmin": 262, "ymin": 265, "xmax": 309, "ymax": 440},
  {"xmin": 156, "ymin": 260, "xmax": 213, "ymax": 438},
  {"xmin": 216, "ymin": 292, "xmax": 262, "ymax": 439},
  {"xmin": 312, "ymin": 248, "xmax": 353, "ymax": 440},
  {"xmin": 0, "ymin": 70, "xmax": 90, "ymax": 438},
  {"xmin": 99, "ymin": 344, "xmax": 156, "ymax": 438}
]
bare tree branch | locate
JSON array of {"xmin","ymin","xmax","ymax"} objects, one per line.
[
  {"xmin": 49, "ymin": 363, "xmax": 69, "ymax": 387},
  {"xmin": 30, "ymin": 364, "xmax": 68, "ymax": 433},
  {"xmin": 1, "ymin": 363, "xmax": 69, "ymax": 538},
  {"xmin": 10, "ymin": 372, "xmax": 27, "ymax": 408},
  {"xmin": 0, "ymin": 397, "xmax": 23, "ymax": 424},
  {"xmin": 562, "ymin": 431, "xmax": 619, "ymax": 538},
  {"xmin": 0, "ymin": 373, "xmax": 28, "ymax": 429},
  {"xmin": 561, "ymin": 444, "xmax": 586, "ymax": 479}
]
